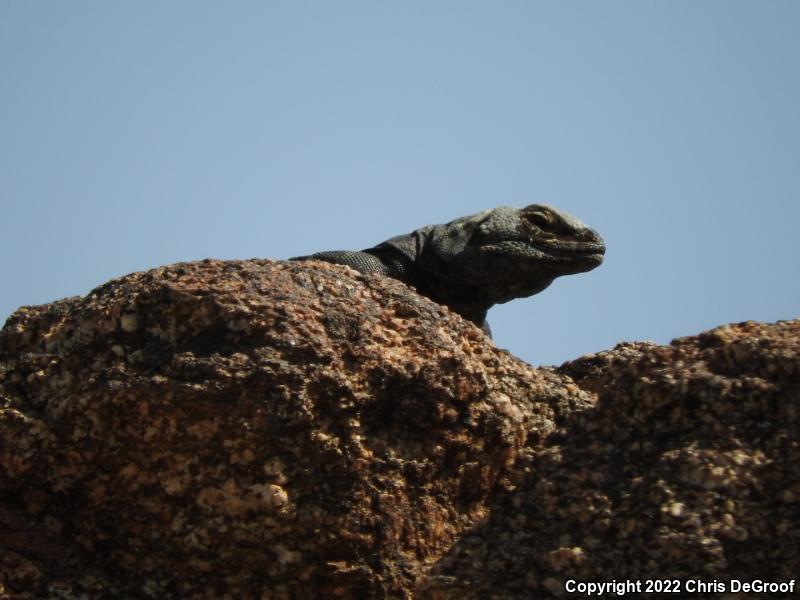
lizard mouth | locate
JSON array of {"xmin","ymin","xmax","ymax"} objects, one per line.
[
  {"xmin": 538, "ymin": 242, "xmax": 605, "ymax": 263},
  {"xmin": 479, "ymin": 240, "xmax": 605, "ymax": 276},
  {"xmin": 483, "ymin": 239, "xmax": 605, "ymax": 258}
]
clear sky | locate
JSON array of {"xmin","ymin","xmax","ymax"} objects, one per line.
[{"xmin": 2, "ymin": 1, "xmax": 798, "ymax": 365}]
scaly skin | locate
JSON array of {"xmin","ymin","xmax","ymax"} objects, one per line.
[{"xmin": 291, "ymin": 204, "xmax": 605, "ymax": 333}]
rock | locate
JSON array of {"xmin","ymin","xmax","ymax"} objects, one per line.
[
  {"xmin": 419, "ymin": 321, "xmax": 800, "ymax": 598},
  {"xmin": 1, "ymin": 260, "xmax": 798, "ymax": 598},
  {"xmin": 0, "ymin": 259, "xmax": 587, "ymax": 598}
]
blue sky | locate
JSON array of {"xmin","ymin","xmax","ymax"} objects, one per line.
[{"xmin": 2, "ymin": 1, "xmax": 798, "ymax": 365}]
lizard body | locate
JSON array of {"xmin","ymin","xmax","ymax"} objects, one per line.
[{"xmin": 291, "ymin": 204, "xmax": 605, "ymax": 333}]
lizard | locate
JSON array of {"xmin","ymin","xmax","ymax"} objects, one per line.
[{"xmin": 290, "ymin": 204, "xmax": 605, "ymax": 334}]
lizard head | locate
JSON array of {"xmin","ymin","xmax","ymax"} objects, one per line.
[{"xmin": 427, "ymin": 204, "xmax": 606, "ymax": 306}]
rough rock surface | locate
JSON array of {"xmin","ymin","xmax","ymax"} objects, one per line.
[
  {"xmin": 1, "ymin": 259, "xmax": 798, "ymax": 599},
  {"xmin": 420, "ymin": 321, "xmax": 800, "ymax": 599},
  {"xmin": 0, "ymin": 259, "xmax": 587, "ymax": 598}
]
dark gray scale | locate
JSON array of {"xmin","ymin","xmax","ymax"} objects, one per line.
[
  {"xmin": 290, "ymin": 204, "xmax": 605, "ymax": 334},
  {"xmin": 294, "ymin": 250, "xmax": 394, "ymax": 276}
]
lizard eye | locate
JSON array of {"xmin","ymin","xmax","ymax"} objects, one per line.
[{"xmin": 525, "ymin": 212, "xmax": 552, "ymax": 230}]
